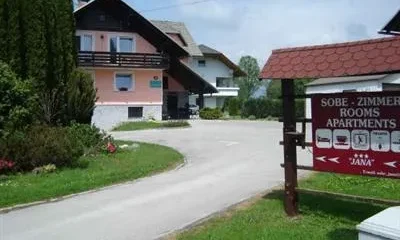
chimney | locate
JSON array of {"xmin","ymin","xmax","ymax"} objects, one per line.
[{"xmin": 78, "ymin": 0, "xmax": 90, "ymax": 8}]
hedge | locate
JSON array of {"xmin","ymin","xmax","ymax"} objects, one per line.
[
  {"xmin": 241, "ymin": 99, "xmax": 305, "ymax": 119},
  {"xmin": 199, "ymin": 108, "xmax": 223, "ymax": 120}
]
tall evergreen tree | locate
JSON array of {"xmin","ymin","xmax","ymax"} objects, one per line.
[{"xmin": 0, "ymin": 0, "xmax": 77, "ymax": 125}]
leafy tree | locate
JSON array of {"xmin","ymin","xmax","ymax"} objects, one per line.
[
  {"xmin": 0, "ymin": 62, "xmax": 36, "ymax": 137},
  {"xmin": 235, "ymin": 56, "xmax": 261, "ymax": 102},
  {"xmin": 266, "ymin": 79, "xmax": 312, "ymax": 99}
]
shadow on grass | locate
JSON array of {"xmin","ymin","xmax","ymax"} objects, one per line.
[{"xmin": 263, "ymin": 190, "xmax": 386, "ymax": 223}]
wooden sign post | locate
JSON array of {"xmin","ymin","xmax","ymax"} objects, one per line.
[{"xmin": 281, "ymin": 79, "xmax": 299, "ymax": 216}]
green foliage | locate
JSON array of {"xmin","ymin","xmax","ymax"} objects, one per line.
[
  {"xmin": 66, "ymin": 69, "xmax": 97, "ymax": 124},
  {"xmin": 199, "ymin": 108, "xmax": 223, "ymax": 120},
  {"xmin": 221, "ymin": 97, "xmax": 232, "ymax": 112},
  {"xmin": 160, "ymin": 120, "xmax": 190, "ymax": 128},
  {"xmin": 248, "ymin": 115, "xmax": 256, "ymax": 120},
  {"xmin": 241, "ymin": 99, "xmax": 275, "ymax": 119},
  {"xmin": 240, "ymin": 98, "xmax": 304, "ymax": 119},
  {"xmin": 267, "ymin": 79, "xmax": 312, "ymax": 99},
  {"xmin": 0, "ymin": 0, "xmax": 77, "ymax": 126},
  {"xmin": 0, "ymin": 126, "xmax": 84, "ymax": 171},
  {"xmin": 113, "ymin": 121, "xmax": 191, "ymax": 131},
  {"xmin": 228, "ymin": 98, "xmax": 241, "ymax": 116},
  {"xmin": 0, "ymin": 62, "xmax": 36, "ymax": 136},
  {"xmin": 0, "ymin": 141, "xmax": 183, "ymax": 208},
  {"xmin": 32, "ymin": 164, "xmax": 57, "ymax": 175},
  {"xmin": 178, "ymin": 173, "xmax": 399, "ymax": 240},
  {"xmin": 67, "ymin": 123, "xmax": 106, "ymax": 154},
  {"xmin": 295, "ymin": 99, "xmax": 305, "ymax": 118},
  {"xmin": 235, "ymin": 56, "xmax": 261, "ymax": 102}
]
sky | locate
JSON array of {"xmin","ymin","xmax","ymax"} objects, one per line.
[{"xmin": 125, "ymin": 0, "xmax": 398, "ymax": 67}]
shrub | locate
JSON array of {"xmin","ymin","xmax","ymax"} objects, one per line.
[
  {"xmin": 248, "ymin": 115, "xmax": 256, "ymax": 120},
  {"xmin": 199, "ymin": 108, "xmax": 223, "ymax": 120},
  {"xmin": 241, "ymin": 98, "xmax": 304, "ymax": 119},
  {"xmin": 0, "ymin": 62, "xmax": 36, "ymax": 137},
  {"xmin": 0, "ymin": 126, "xmax": 84, "ymax": 171},
  {"xmin": 32, "ymin": 164, "xmax": 57, "ymax": 175},
  {"xmin": 67, "ymin": 123, "xmax": 107, "ymax": 153},
  {"xmin": 0, "ymin": 159, "xmax": 15, "ymax": 175},
  {"xmin": 161, "ymin": 121, "xmax": 190, "ymax": 128},
  {"xmin": 269, "ymin": 99, "xmax": 282, "ymax": 118},
  {"xmin": 228, "ymin": 98, "xmax": 241, "ymax": 116},
  {"xmin": 66, "ymin": 69, "xmax": 97, "ymax": 124},
  {"xmin": 222, "ymin": 97, "xmax": 232, "ymax": 113}
]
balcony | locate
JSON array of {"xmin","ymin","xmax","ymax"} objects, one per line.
[{"xmin": 77, "ymin": 51, "xmax": 169, "ymax": 69}]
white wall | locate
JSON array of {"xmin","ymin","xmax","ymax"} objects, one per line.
[
  {"xmin": 305, "ymin": 74, "xmax": 400, "ymax": 119},
  {"xmin": 92, "ymin": 105, "xmax": 162, "ymax": 131},
  {"xmin": 189, "ymin": 56, "xmax": 233, "ymax": 87},
  {"xmin": 189, "ymin": 56, "xmax": 238, "ymax": 107},
  {"xmin": 204, "ymin": 97, "xmax": 217, "ymax": 108}
]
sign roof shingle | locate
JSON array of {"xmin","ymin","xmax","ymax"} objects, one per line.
[{"xmin": 260, "ymin": 37, "xmax": 400, "ymax": 80}]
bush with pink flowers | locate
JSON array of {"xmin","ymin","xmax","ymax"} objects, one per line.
[{"xmin": 0, "ymin": 159, "xmax": 15, "ymax": 174}]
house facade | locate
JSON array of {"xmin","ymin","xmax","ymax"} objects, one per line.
[
  {"xmin": 74, "ymin": 0, "xmax": 216, "ymax": 130},
  {"xmin": 189, "ymin": 45, "xmax": 246, "ymax": 108}
]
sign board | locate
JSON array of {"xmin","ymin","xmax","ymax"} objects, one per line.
[
  {"xmin": 312, "ymin": 91, "xmax": 400, "ymax": 179},
  {"xmin": 150, "ymin": 80, "xmax": 161, "ymax": 88}
]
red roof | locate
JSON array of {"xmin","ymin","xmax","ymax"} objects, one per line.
[{"xmin": 260, "ymin": 37, "xmax": 400, "ymax": 79}]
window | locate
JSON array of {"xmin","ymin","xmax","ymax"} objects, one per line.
[
  {"xmin": 163, "ymin": 76, "xmax": 169, "ymax": 90},
  {"xmin": 216, "ymin": 78, "xmax": 232, "ymax": 87},
  {"xmin": 76, "ymin": 34, "xmax": 93, "ymax": 51},
  {"xmin": 128, "ymin": 107, "xmax": 143, "ymax": 118},
  {"xmin": 198, "ymin": 60, "xmax": 206, "ymax": 67},
  {"xmin": 115, "ymin": 74, "xmax": 134, "ymax": 91},
  {"xmin": 109, "ymin": 36, "xmax": 134, "ymax": 53}
]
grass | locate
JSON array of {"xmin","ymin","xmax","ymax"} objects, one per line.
[
  {"xmin": 113, "ymin": 120, "xmax": 190, "ymax": 131},
  {"xmin": 221, "ymin": 115, "xmax": 279, "ymax": 121},
  {"xmin": 0, "ymin": 141, "xmax": 183, "ymax": 208},
  {"xmin": 300, "ymin": 172, "xmax": 400, "ymax": 201},
  {"xmin": 175, "ymin": 173, "xmax": 399, "ymax": 240}
]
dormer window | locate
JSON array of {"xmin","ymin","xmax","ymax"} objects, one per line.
[{"xmin": 198, "ymin": 60, "xmax": 206, "ymax": 67}]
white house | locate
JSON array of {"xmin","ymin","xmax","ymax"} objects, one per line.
[
  {"xmin": 306, "ymin": 74, "xmax": 400, "ymax": 119},
  {"xmin": 189, "ymin": 44, "xmax": 246, "ymax": 108}
]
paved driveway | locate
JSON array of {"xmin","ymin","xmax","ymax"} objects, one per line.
[{"xmin": 1, "ymin": 121, "xmax": 312, "ymax": 240}]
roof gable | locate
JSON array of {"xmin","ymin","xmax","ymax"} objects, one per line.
[
  {"xmin": 260, "ymin": 36, "xmax": 400, "ymax": 79},
  {"xmin": 151, "ymin": 20, "xmax": 203, "ymax": 57},
  {"xmin": 199, "ymin": 44, "xmax": 246, "ymax": 77},
  {"xmin": 380, "ymin": 10, "xmax": 400, "ymax": 36},
  {"xmin": 74, "ymin": 0, "xmax": 188, "ymax": 57}
]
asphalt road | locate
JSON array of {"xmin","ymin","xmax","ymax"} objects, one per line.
[{"xmin": 1, "ymin": 120, "xmax": 312, "ymax": 240}]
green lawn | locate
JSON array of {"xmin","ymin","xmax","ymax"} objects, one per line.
[
  {"xmin": 300, "ymin": 173, "xmax": 400, "ymax": 200},
  {"xmin": 176, "ymin": 173, "xmax": 399, "ymax": 240},
  {"xmin": 0, "ymin": 141, "xmax": 183, "ymax": 208},
  {"xmin": 113, "ymin": 120, "xmax": 190, "ymax": 131}
]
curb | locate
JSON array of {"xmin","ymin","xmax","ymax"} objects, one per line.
[{"xmin": 0, "ymin": 159, "xmax": 186, "ymax": 214}]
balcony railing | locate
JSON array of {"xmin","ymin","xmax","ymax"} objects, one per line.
[{"xmin": 77, "ymin": 51, "xmax": 169, "ymax": 69}]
